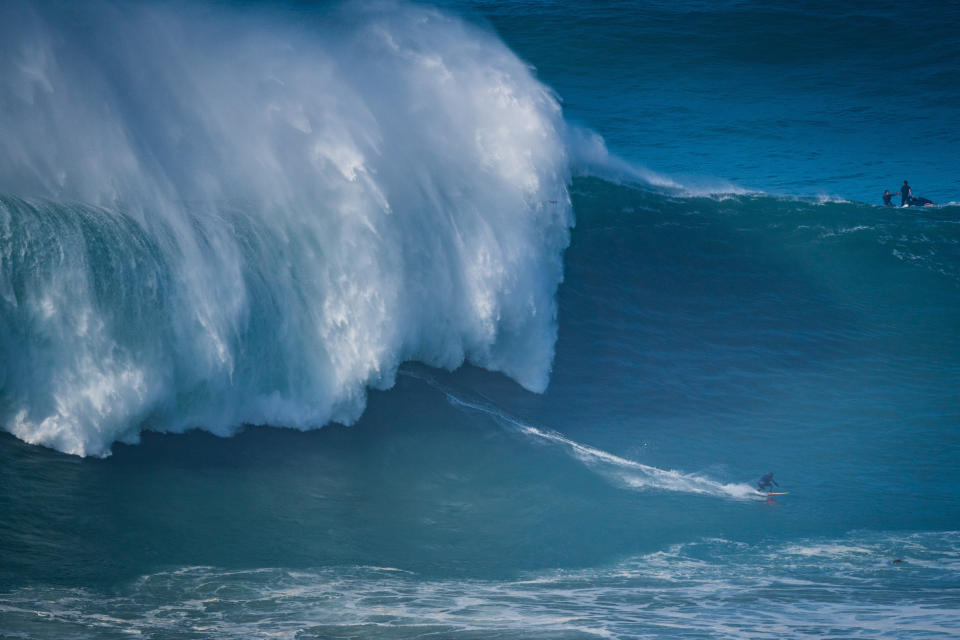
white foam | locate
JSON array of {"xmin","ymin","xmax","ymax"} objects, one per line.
[
  {"xmin": 0, "ymin": 1, "xmax": 574, "ymax": 456},
  {"xmin": 4, "ymin": 532, "xmax": 959, "ymax": 639},
  {"xmin": 566, "ymin": 125, "xmax": 752, "ymax": 198}
]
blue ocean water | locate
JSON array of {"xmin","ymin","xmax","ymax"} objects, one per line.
[{"xmin": 1, "ymin": 1, "xmax": 959, "ymax": 638}]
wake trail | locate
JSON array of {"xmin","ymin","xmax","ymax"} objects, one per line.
[{"xmin": 402, "ymin": 369, "xmax": 763, "ymax": 500}]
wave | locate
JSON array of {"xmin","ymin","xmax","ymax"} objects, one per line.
[
  {"xmin": 3, "ymin": 2, "xmax": 958, "ymax": 459},
  {"xmin": 0, "ymin": 0, "xmax": 575, "ymax": 456},
  {"xmin": 403, "ymin": 368, "xmax": 762, "ymax": 499}
]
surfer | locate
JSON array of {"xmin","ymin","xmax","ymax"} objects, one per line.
[
  {"xmin": 883, "ymin": 190, "xmax": 896, "ymax": 206},
  {"xmin": 900, "ymin": 181, "xmax": 913, "ymax": 206},
  {"xmin": 757, "ymin": 472, "xmax": 779, "ymax": 492}
]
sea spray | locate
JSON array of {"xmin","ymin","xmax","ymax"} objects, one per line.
[{"xmin": 0, "ymin": 1, "xmax": 575, "ymax": 456}]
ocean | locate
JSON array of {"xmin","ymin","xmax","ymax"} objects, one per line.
[{"xmin": 1, "ymin": 1, "xmax": 959, "ymax": 637}]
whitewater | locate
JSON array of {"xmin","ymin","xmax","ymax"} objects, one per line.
[{"xmin": 0, "ymin": 0, "xmax": 578, "ymax": 456}]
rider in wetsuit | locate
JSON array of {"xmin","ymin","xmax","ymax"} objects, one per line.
[
  {"xmin": 883, "ymin": 190, "xmax": 896, "ymax": 206},
  {"xmin": 900, "ymin": 181, "xmax": 913, "ymax": 206},
  {"xmin": 757, "ymin": 472, "xmax": 779, "ymax": 492}
]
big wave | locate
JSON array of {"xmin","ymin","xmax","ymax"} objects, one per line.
[{"xmin": 0, "ymin": 0, "xmax": 574, "ymax": 456}]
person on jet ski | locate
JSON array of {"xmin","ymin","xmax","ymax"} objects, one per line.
[{"xmin": 900, "ymin": 181, "xmax": 913, "ymax": 206}]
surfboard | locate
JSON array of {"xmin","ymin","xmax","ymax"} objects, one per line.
[{"xmin": 767, "ymin": 492, "xmax": 788, "ymax": 496}]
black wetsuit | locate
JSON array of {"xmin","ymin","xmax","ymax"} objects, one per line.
[
  {"xmin": 901, "ymin": 184, "xmax": 911, "ymax": 206},
  {"xmin": 883, "ymin": 192, "xmax": 894, "ymax": 206},
  {"xmin": 757, "ymin": 473, "xmax": 779, "ymax": 492}
]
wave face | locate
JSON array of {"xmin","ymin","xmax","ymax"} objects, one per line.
[
  {"xmin": 406, "ymin": 368, "xmax": 763, "ymax": 500},
  {"xmin": 0, "ymin": 1, "xmax": 573, "ymax": 456}
]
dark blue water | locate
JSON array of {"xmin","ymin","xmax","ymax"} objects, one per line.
[
  {"xmin": 461, "ymin": 0, "xmax": 960, "ymax": 204},
  {"xmin": 1, "ymin": 1, "xmax": 959, "ymax": 637}
]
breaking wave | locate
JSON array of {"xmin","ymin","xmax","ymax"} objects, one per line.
[{"xmin": 0, "ymin": 0, "xmax": 576, "ymax": 456}]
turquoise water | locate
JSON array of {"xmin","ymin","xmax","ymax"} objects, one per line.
[{"xmin": 1, "ymin": 1, "xmax": 959, "ymax": 638}]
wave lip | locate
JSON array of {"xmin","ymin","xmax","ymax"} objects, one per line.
[{"xmin": 0, "ymin": 0, "xmax": 574, "ymax": 456}]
